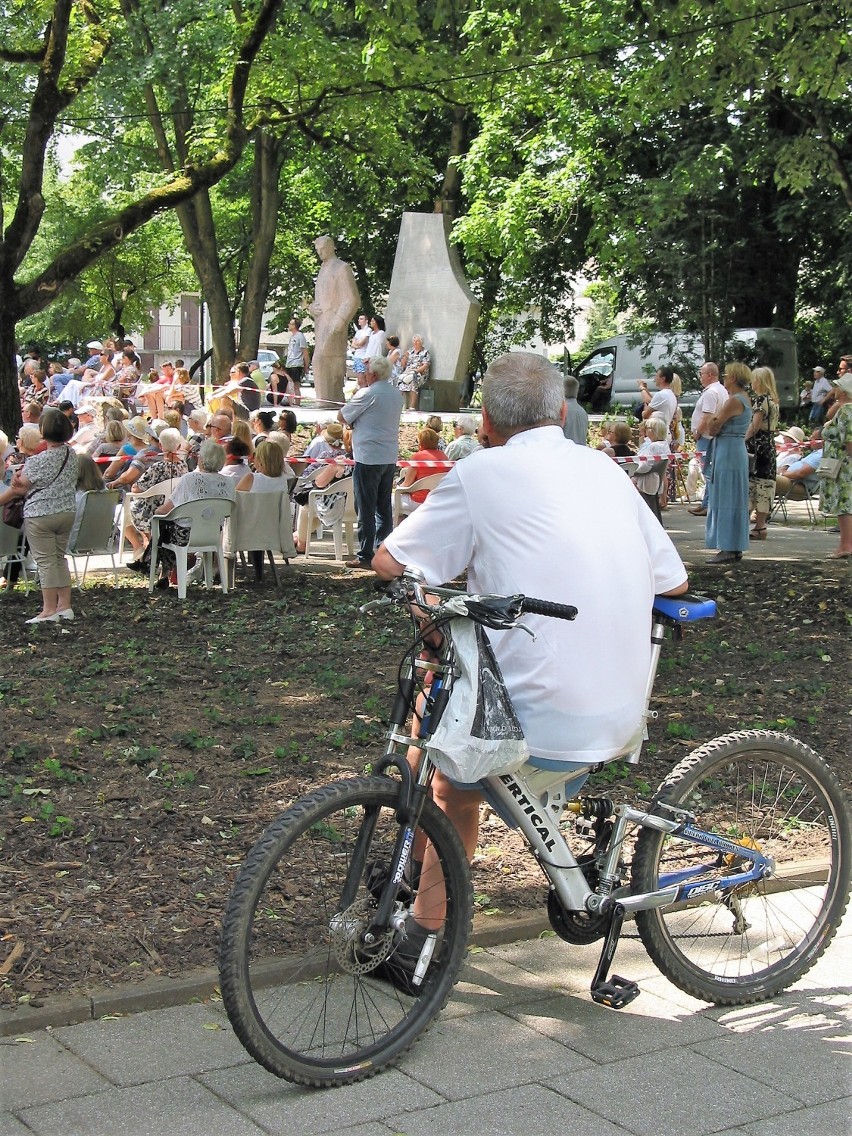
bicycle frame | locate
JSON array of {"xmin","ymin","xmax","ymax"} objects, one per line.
[{"xmin": 372, "ymin": 599, "xmax": 774, "ymax": 925}]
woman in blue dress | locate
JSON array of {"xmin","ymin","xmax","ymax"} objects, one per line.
[{"xmin": 705, "ymin": 362, "xmax": 752, "ymax": 563}]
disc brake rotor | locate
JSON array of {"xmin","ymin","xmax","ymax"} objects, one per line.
[{"xmin": 330, "ymin": 898, "xmax": 396, "ymax": 975}]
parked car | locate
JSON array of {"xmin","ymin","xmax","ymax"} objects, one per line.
[
  {"xmin": 256, "ymin": 350, "xmax": 280, "ymax": 379},
  {"xmin": 575, "ymin": 328, "xmax": 799, "ymax": 412}
]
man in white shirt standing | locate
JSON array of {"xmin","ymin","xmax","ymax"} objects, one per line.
[
  {"xmin": 637, "ymin": 366, "xmax": 678, "ymax": 427},
  {"xmin": 372, "ymin": 351, "xmax": 688, "ymax": 988},
  {"xmin": 688, "ymin": 361, "xmax": 728, "ymax": 516},
  {"xmin": 350, "ymin": 314, "xmax": 371, "ymax": 378}
]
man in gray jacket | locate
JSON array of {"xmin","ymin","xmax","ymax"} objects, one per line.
[{"xmin": 562, "ymin": 375, "xmax": 589, "ymax": 445}]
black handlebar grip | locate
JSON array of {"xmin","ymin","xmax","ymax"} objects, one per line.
[{"xmin": 521, "ymin": 596, "xmax": 579, "ymax": 621}]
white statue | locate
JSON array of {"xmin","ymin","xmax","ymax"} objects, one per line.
[{"xmin": 308, "ymin": 235, "xmax": 360, "ymax": 408}]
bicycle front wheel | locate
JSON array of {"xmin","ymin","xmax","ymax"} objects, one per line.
[
  {"xmin": 219, "ymin": 776, "xmax": 472, "ymax": 1087},
  {"xmin": 633, "ymin": 731, "xmax": 851, "ymax": 1004}
]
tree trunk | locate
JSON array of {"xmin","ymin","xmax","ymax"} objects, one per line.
[
  {"xmin": 0, "ymin": 296, "xmax": 22, "ymax": 436},
  {"xmin": 239, "ymin": 130, "xmax": 284, "ymax": 361},
  {"xmin": 174, "ymin": 191, "xmax": 236, "ymax": 386},
  {"xmin": 435, "ymin": 107, "xmax": 470, "ymax": 220}
]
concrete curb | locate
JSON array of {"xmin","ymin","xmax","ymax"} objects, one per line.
[{"xmin": 0, "ymin": 911, "xmax": 550, "ymax": 1037}]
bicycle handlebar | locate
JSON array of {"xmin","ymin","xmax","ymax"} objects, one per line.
[
  {"xmin": 519, "ymin": 596, "xmax": 579, "ymax": 621},
  {"xmin": 362, "ymin": 571, "xmax": 578, "ymax": 628}
]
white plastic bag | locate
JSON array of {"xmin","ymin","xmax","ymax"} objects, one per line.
[{"xmin": 426, "ymin": 618, "xmax": 528, "ymax": 783}]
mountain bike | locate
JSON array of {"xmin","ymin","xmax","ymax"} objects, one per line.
[{"xmin": 219, "ymin": 571, "xmax": 851, "ymax": 1088}]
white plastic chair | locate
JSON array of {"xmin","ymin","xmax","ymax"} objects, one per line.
[
  {"xmin": 120, "ymin": 477, "xmax": 181, "ymax": 558},
  {"xmin": 148, "ymin": 498, "xmax": 232, "ymax": 599},
  {"xmin": 393, "ymin": 473, "xmax": 447, "ymax": 527},
  {"xmin": 67, "ymin": 489, "xmax": 121, "ymax": 586},
  {"xmin": 224, "ymin": 491, "xmax": 296, "ymax": 588},
  {"xmin": 0, "ymin": 519, "xmax": 35, "ymax": 592},
  {"xmin": 304, "ymin": 478, "xmax": 357, "ymax": 562}
]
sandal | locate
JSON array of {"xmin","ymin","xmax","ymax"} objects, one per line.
[
  {"xmin": 749, "ymin": 527, "xmax": 767, "ymax": 540},
  {"xmin": 707, "ymin": 551, "xmax": 743, "ymax": 564}
]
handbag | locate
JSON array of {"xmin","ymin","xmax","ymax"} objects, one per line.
[
  {"xmin": 2, "ymin": 497, "xmax": 24, "ymax": 529},
  {"xmin": 817, "ymin": 455, "xmax": 842, "ymax": 480},
  {"xmin": 2, "ymin": 446, "xmax": 71, "ymax": 528}
]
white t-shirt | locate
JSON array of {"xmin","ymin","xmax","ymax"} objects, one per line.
[
  {"xmin": 691, "ymin": 382, "xmax": 728, "ymax": 434},
  {"xmin": 352, "ymin": 325, "xmax": 370, "ymax": 359},
  {"xmin": 635, "ymin": 438, "xmax": 671, "ymax": 462},
  {"xmin": 249, "ymin": 472, "xmax": 290, "ymax": 493},
  {"xmin": 647, "ymin": 387, "xmax": 678, "ymax": 427},
  {"xmin": 364, "ymin": 329, "xmax": 388, "ymax": 359},
  {"xmin": 168, "ymin": 470, "xmax": 236, "ymax": 528},
  {"xmin": 811, "ymin": 376, "xmax": 832, "ymax": 405},
  {"xmin": 383, "ymin": 427, "xmax": 686, "ymax": 765}
]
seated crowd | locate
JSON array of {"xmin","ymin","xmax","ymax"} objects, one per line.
[{"xmin": 1, "ymin": 341, "xmax": 488, "ymax": 605}]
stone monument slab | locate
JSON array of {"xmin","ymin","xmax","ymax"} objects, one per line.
[{"xmin": 384, "ymin": 213, "xmax": 480, "ymax": 412}]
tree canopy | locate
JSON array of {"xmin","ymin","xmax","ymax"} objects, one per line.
[{"xmin": 2, "ymin": 0, "xmax": 851, "ymax": 431}]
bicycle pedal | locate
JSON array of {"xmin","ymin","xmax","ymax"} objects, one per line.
[{"xmin": 590, "ymin": 975, "xmax": 640, "ymax": 1009}]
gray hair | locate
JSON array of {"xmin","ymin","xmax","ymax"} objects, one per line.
[
  {"xmin": 197, "ymin": 438, "xmax": 226, "ymax": 472},
  {"xmin": 158, "ymin": 427, "xmax": 182, "ymax": 455},
  {"xmin": 18, "ymin": 424, "xmax": 43, "ymax": 453},
  {"xmin": 266, "ymin": 430, "xmax": 291, "ymax": 457},
  {"xmin": 644, "ymin": 416, "xmax": 668, "ymax": 440},
  {"xmin": 563, "ymin": 374, "xmax": 580, "ymax": 400},
  {"xmin": 188, "ymin": 407, "xmax": 209, "ymax": 429},
  {"xmin": 368, "ymin": 356, "xmax": 392, "ymax": 382},
  {"xmin": 456, "ymin": 413, "xmax": 478, "ymax": 435},
  {"xmin": 482, "ymin": 352, "xmax": 564, "ymax": 433}
]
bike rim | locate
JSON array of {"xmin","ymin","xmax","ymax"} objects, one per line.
[
  {"xmin": 648, "ymin": 748, "xmax": 844, "ymax": 986},
  {"xmin": 231, "ymin": 787, "xmax": 464, "ymax": 1075}
]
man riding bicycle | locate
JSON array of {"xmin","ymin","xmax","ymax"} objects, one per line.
[{"xmin": 372, "ymin": 351, "xmax": 688, "ymax": 989}]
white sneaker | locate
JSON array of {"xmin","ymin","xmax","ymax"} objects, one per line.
[
  {"xmin": 185, "ymin": 561, "xmax": 204, "ymax": 584},
  {"xmin": 25, "ymin": 612, "xmax": 58, "ymax": 624},
  {"xmin": 56, "ymin": 609, "xmax": 75, "ymax": 621}
]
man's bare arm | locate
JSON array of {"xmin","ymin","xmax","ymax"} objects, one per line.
[{"xmin": 372, "ymin": 545, "xmax": 405, "ymax": 580}]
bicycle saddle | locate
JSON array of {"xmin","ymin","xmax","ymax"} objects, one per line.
[{"xmin": 652, "ymin": 593, "xmax": 717, "ymax": 623}]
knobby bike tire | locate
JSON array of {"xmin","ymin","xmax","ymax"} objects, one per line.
[
  {"xmin": 219, "ymin": 776, "xmax": 472, "ymax": 1087},
  {"xmin": 633, "ymin": 730, "xmax": 851, "ymax": 1004}
]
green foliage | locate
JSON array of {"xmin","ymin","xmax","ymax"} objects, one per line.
[
  {"xmin": 231, "ymin": 738, "xmax": 258, "ymax": 760},
  {"xmin": 4, "ymin": 0, "xmax": 852, "ymax": 429}
]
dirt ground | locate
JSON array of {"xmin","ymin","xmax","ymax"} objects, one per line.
[{"xmin": 0, "ymin": 558, "xmax": 849, "ymax": 1013}]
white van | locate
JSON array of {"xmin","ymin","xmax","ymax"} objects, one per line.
[{"xmin": 574, "ymin": 328, "xmax": 798, "ymax": 412}]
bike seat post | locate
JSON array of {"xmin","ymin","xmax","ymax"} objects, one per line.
[{"xmin": 626, "ymin": 618, "xmax": 668, "ymax": 767}]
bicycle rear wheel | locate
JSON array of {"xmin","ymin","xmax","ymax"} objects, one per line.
[
  {"xmin": 219, "ymin": 775, "xmax": 472, "ymax": 1087},
  {"xmin": 633, "ymin": 730, "xmax": 851, "ymax": 1004}
]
